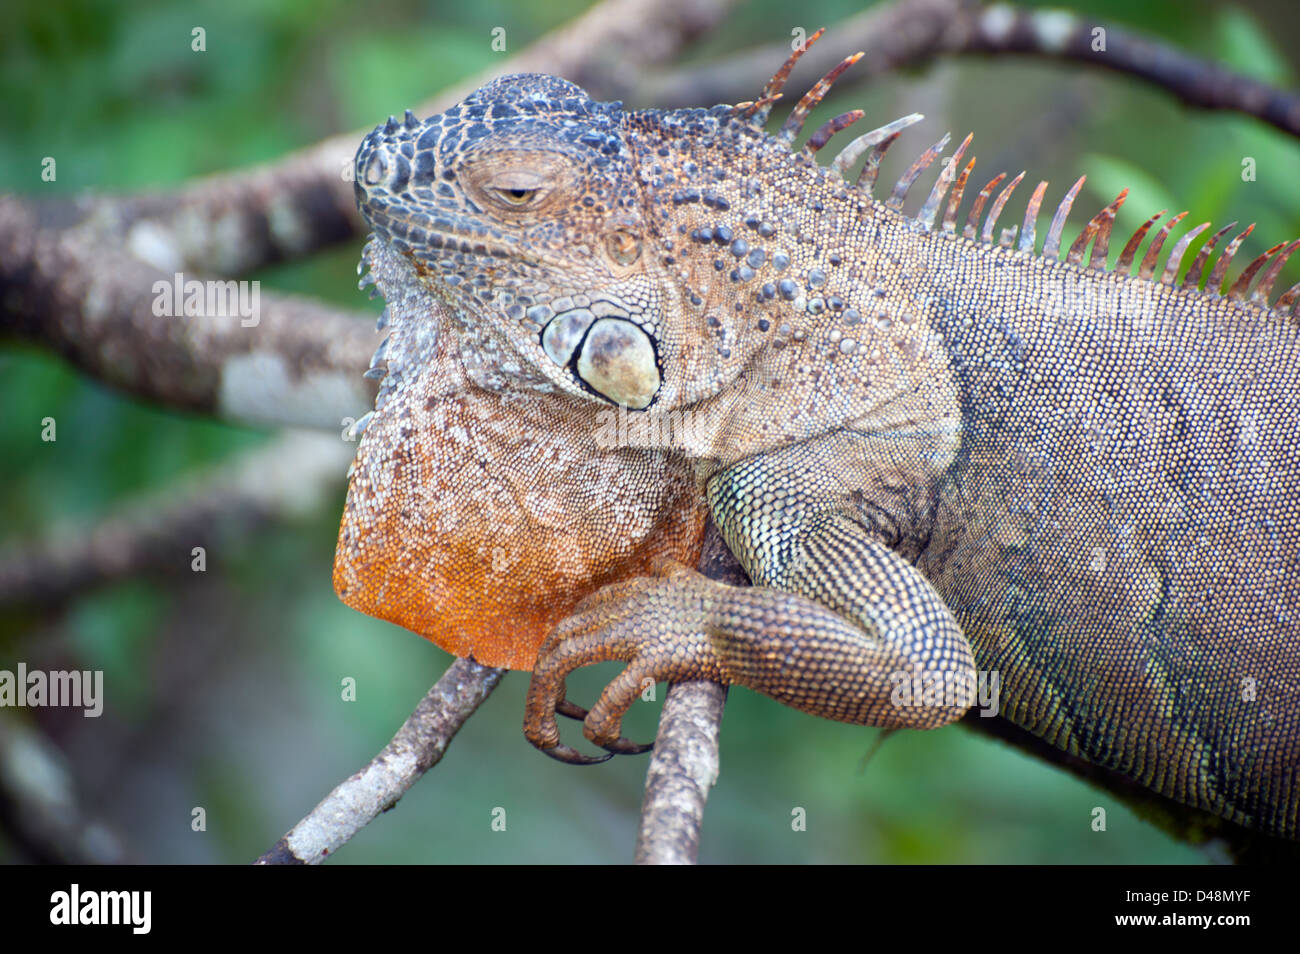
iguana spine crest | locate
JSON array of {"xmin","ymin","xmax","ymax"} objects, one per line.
[{"xmin": 740, "ymin": 28, "xmax": 1300, "ymax": 317}]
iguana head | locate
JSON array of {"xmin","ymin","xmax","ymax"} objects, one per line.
[
  {"xmin": 355, "ymin": 73, "xmax": 674, "ymax": 411},
  {"xmin": 351, "ymin": 69, "xmax": 851, "ymax": 419}
]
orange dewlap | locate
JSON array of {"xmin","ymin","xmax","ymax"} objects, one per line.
[{"xmin": 333, "ymin": 380, "xmax": 707, "ymax": 671}]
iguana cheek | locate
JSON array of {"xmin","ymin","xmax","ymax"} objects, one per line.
[{"xmin": 575, "ymin": 317, "xmax": 660, "ymax": 409}]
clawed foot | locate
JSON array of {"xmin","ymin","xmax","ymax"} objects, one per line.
[
  {"xmin": 531, "ymin": 684, "xmax": 657, "ymax": 764},
  {"xmin": 543, "ymin": 698, "xmax": 650, "ymax": 761},
  {"xmin": 533, "ymin": 697, "xmax": 652, "ymax": 764},
  {"xmin": 523, "ymin": 567, "xmax": 723, "ymax": 764}
]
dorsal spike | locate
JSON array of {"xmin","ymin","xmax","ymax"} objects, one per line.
[
  {"xmin": 1228, "ymin": 242, "xmax": 1288, "ymax": 300},
  {"xmin": 1275, "ymin": 279, "xmax": 1300, "ymax": 315},
  {"xmin": 740, "ymin": 28, "xmax": 826, "ymax": 127},
  {"xmin": 778, "ymin": 52, "xmax": 864, "ymax": 145},
  {"xmin": 801, "ymin": 110, "xmax": 865, "ymax": 159},
  {"xmin": 981, "ymin": 171, "xmax": 1026, "ymax": 245},
  {"xmin": 830, "ymin": 114, "xmax": 924, "ymax": 180},
  {"xmin": 403, "ymin": 109, "xmax": 420, "ymax": 129},
  {"xmin": 1137, "ymin": 211, "xmax": 1189, "ymax": 280},
  {"xmin": 1250, "ymin": 237, "xmax": 1300, "ymax": 305},
  {"xmin": 1044, "ymin": 176, "xmax": 1086, "ymax": 260},
  {"xmin": 384, "ymin": 115, "xmax": 399, "ymax": 134},
  {"xmin": 1017, "ymin": 181, "xmax": 1049, "ymax": 253},
  {"xmin": 1206, "ymin": 224, "xmax": 1255, "ymax": 293},
  {"xmin": 1116, "ymin": 210, "xmax": 1166, "ymax": 275},
  {"xmin": 920, "ymin": 158, "xmax": 957, "ymax": 231},
  {"xmin": 963, "ymin": 172, "xmax": 1007, "ymax": 241},
  {"xmin": 1069, "ymin": 189, "xmax": 1128, "ymax": 270},
  {"xmin": 918, "ymin": 133, "xmax": 973, "ymax": 231},
  {"xmin": 857, "ymin": 135, "xmax": 903, "ymax": 194},
  {"xmin": 1064, "ymin": 215, "xmax": 1097, "ymax": 266},
  {"xmin": 1159, "ymin": 222, "xmax": 1211, "ymax": 285},
  {"xmin": 942, "ymin": 157, "xmax": 977, "ymax": 235},
  {"xmin": 734, "ymin": 92, "xmax": 783, "ymax": 121},
  {"xmin": 1180, "ymin": 223, "xmax": 1236, "ymax": 290},
  {"xmin": 886, "ymin": 133, "xmax": 951, "ymax": 211}
]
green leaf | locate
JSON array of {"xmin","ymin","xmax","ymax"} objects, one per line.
[{"xmin": 1214, "ymin": 7, "xmax": 1292, "ymax": 85}]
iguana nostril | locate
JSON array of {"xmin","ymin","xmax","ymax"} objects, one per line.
[
  {"xmin": 364, "ymin": 152, "xmax": 386, "ymax": 186},
  {"xmin": 576, "ymin": 318, "xmax": 659, "ymax": 409}
]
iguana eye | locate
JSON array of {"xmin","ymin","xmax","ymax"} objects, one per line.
[{"xmin": 492, "ymin": 187, "xmax": 540, "ymax": 206}]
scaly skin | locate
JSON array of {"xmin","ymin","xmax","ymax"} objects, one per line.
[{"xmin": 336, "ymin": 63, "xmax": 1300, "ymax": 836}]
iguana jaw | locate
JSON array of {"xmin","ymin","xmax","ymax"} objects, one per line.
[{"xmin": 335, "ymin": 236, "xmax": 709, "ymax": 670}]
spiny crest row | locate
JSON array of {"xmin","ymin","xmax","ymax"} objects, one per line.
[{"xmin": 733, "ymin": 28, "xmax": 1300, "ymax": 320}]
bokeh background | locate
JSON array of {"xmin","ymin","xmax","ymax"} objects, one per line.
[{"xmin": 2, "ymin": 0, "xmax": 1298, "ymax": 863}]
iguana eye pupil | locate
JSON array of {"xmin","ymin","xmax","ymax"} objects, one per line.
[{"xmin": 495, "ymin": 187, "xmax": 538, "ymax": 205}]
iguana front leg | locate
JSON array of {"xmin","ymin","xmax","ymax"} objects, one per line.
[{"xmin": 524, "ymin": 473, "xmax": 976, "ymax": 763}]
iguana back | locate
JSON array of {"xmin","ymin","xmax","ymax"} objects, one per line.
[{"xmin": 914, "ymin": 226, "xmax": 1300, "ymax": 836}]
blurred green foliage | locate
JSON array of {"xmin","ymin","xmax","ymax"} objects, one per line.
[{"xmin": 1, "ymin": 0, "xmax": 1296, "ymax": 863}]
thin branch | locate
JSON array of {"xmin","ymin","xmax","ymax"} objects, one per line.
[
  {"xmin": 643, "ymin": 0, "xmax": 1300, "ymax": 140},
  {"xmin": 634, "ymin": 681, "xmax": 727, "ymax": 864},
  {"xmin": 256, "ymin": 658, "xmax": 504, "ymax": 865},
  {"xmin": 642, "ymin": 0, "xmax": 974, "ymax": 109},
  {"xmin": 634, "ymin": 520, "xmax": 747, "ymax": 864},
  {"xmin": 963, "ymin": 5, "xmax": 1300, "ymax": 139},
  {"xmin": 0, "ymin": 431, "xmax": 354, "ymax": 607}
]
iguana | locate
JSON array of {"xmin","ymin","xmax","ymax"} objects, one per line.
[{"xmin": 333, "ymin": 32, "xmax": 1300, "ymax": 840}]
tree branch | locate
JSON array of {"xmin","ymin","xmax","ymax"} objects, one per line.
[
  {"xmin": 0, "ymin": 0, "xmax": 738, "ymax": 428},
  {"xmin": 0, "ymin": 714, "xmax": 129, "ymax": 864},
  {"xmin": 0, "ymin": 196, "xmax": 380, "ymax": 429},
  {"xmin": 642, "ymin": 0, "xmax": 974, "ymax": 109},
  {"xmin": 255, "ymin": 657, "xmax": 505, "ymax": 865},
  {"xmin": 84, "ymin": 0, "xmax": 739, "ymax": 280},
  {"xmin": 634, "ymin": 681, "xmax": 727, "ymax": 864},
  {"xmin": 963, "ymin": 4, "xmax": 1300, "ymax": 139},
  {"xmin": 644, "ymin": 0, "xmax": 1300, "ymax": 140}
]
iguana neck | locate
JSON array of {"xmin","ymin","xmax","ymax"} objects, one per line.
[{"xmin": 626, "ymin": 109, "xmax": 964, "ymax": 475}]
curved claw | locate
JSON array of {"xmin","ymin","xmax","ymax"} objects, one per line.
[
  {"xmin": 540, "ymin": 743, "xmax": 613, "ymax": 766},
  {"xmin": 599, "ymin": 736, "xmax": 654, "ymax": 756},
  {"xmin": 556, "ymin": 699, "xmax": 588, "ymax": 721}
]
